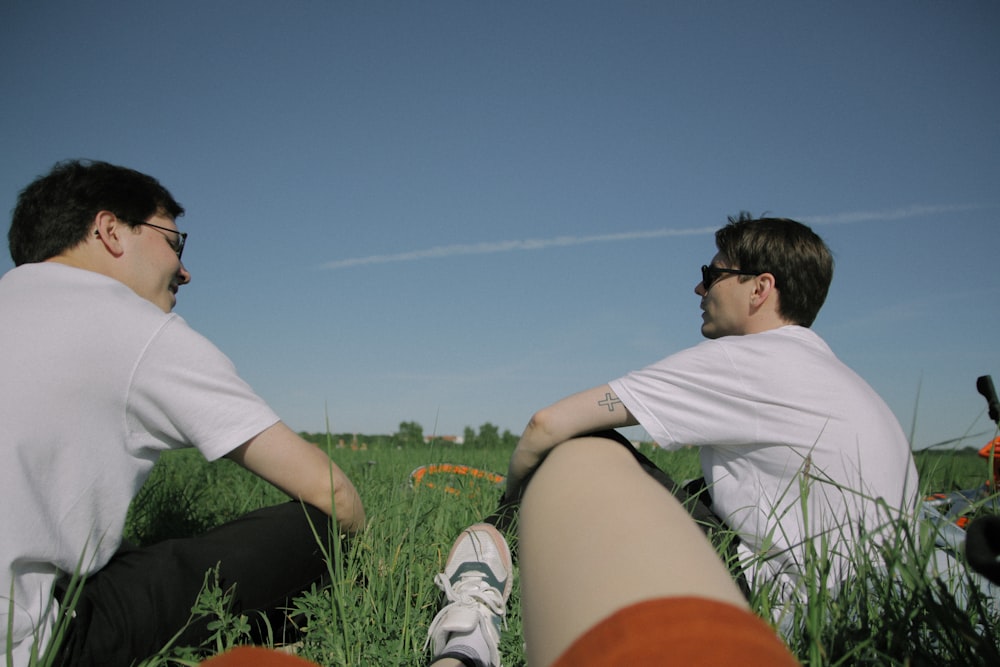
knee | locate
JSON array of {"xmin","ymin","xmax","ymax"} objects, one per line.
[{"xmin": 527, "ymin": 436, "xmax": 637, "ymax": 496}]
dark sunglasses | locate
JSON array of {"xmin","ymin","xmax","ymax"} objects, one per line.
[{"xmin": 700, "ymin": 264, "xmax": 760, "ymax": 290}]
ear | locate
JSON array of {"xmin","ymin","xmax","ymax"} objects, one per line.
[
  {"xmin": 92, "ymin": 211, "xmax": 128, "ymax": 257},
  {"xmin": 749, "ymin": 272, "xmax": 778, "ymax": 308}
]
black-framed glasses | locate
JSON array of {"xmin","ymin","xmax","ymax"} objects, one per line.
[
  {"xmin": 700, "ymin": 264, "xmax": 759, "ymax": 290},
  {"xmin": 135, "ymin": 221, "xmax": 187, "ymax": 259}
]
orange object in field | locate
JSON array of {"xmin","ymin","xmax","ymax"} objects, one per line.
[
  {"xmin": 978, "ymin": 436, "xmax": 1000, "ymax": 487},
  {"xmin": 201, "ymin": 647, "xmax": 317, "ymax": 666}
]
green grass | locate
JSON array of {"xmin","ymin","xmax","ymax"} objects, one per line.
[
  {"xmin": 124, "ymin": 444, "xmax": 520, "ymax": 667},
  {"xmin": 33, "ymin": 442, "xmax": 1000, "ymax": 666}
]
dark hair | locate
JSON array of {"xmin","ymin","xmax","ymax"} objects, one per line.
[
  {"xmin": 8, "ymin": 159, "xmax": 184, "ymax": 265},
  {"xmin": 715, "ymin": 212, "xmax": 834, "ymax": 327}
]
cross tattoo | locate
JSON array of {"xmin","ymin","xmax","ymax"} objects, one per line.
[{"xmin": 598, "ymin": 392, "xmax": 622, "ymax": 412}]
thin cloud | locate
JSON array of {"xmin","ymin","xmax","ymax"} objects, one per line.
[
  {"xmin": 319, "ymin": 203, "xmax": 987, "ymax": 270},
  {"xmin": 800, "ymin": 203, "xmax": 985, "ymax": 226},
  {"xmin": 319, "ymin": 226, "xmax": 714, "ymax": 269}
]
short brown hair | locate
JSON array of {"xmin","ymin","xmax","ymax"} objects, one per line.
[{"xmin": 715, "ymin": 212, "xmax": 833, "ymax": 327}]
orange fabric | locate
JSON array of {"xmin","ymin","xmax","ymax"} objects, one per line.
[
  {"xmin": 199, "ymin": 600, "xmax": 799, "ymax": 667},
  {"xmin": 977, "ymin": 436, "xmax": 1000, "ymax": 459},
  {"xmin": 200, "ymin": 646, "xmax": 319, "ymax": 667},
  {"xmin": 979, "ymin": 436, "xmax": 1000, "ymax": 486},
  {"xmin": 551, "ymin": 596, "xmax": 800, "ymax": 667}
]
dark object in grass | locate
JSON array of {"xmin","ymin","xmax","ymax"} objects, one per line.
[
  {"xmin": 966, "ymin": 515, "xmax": 1000, "ymax": 586},
  {"xmin": 978, "ymin": 375, "xmax": 999, "ymax": 425}
]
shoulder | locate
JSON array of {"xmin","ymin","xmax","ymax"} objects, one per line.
[
  {"xmin": 2, "ymin": 262, "xmax": 178, "ymax": 349},
  {"xmin": 660, "ymin": 327, "xmax": 835, "ymax": 376},
  {"xmin": 4, "ymin": 262, "xmax": 163, "ymax": 314},
  {"xmin": 714, "ymin": 325, "xmax": 831, "ymax": 354}
]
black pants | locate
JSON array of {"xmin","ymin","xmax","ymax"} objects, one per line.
[{"xmin": 53, "ymin": 502, "xmax": 331, "ymax": 667}]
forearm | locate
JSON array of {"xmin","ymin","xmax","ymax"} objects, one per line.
[
  {"xmin": 506, "ymin": 385, "xmax": 637, "ymax": 499},
  {"xmin": 230, "ymin": 422, "xmax": 367, "ymax": 534},
  {"xmin": 283, "ymin": 461, "xmax": 366, "ymax": 535}
]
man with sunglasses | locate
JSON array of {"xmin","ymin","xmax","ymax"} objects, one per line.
[
  {"xmin": 0, "ymin": 160, "xmax": 365, "ymax": 667},
  {"xmin": 422, "ymin": 214, "xmax": 917, "ymax": 667},
  {"xmin": 510, "ymin": 212, "xmax": 917, "ymax": 590}
]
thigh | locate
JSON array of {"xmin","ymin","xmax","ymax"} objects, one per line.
[
  {"xmin": 488, "ymin": 430, "xmax": 719, "ymax": 534},
  {"xmin": 573, "ymin": 430, "xmax": 727, "ymax": 533},
  {"xmin": 520, "ymin": 436, "xmax": 750, "ymax": 666},
  {"xmin": 575, "ymin": 431, "xmax": 751, "ymax": 598},
  {"xmin": 55, "ymin": 502, "xmax": 331, "ymax": 667}
]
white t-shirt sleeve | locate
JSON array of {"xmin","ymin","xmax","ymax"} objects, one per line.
[
  {"xmin": 609, "ymin": 332, "xmax": 833, "ymax": 451},
  {"xmin": 126, "ymin": 316, "xmax": 280, "ymax": 461}
]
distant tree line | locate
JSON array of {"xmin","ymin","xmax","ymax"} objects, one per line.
[
  {"xmin": 298, "ymin": 420, "xmax": 520, "ymax": 449},
  {"xmin": 461, "ymin": 422, "xmax": 520, "ymax": 449}
]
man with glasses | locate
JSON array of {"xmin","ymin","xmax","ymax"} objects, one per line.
[
  {"xmin": 0, "ymin": 160, "xmax": 365, "ymax": 667},
  {"xmin": 507, "ymin": 213, "xmax": 918, "ymax": 593},
  {"xmin": 424, "ymin": 213, "xmax": 918, "ymax": 667}
]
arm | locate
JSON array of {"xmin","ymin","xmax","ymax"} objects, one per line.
[
  {"xmin": 505, "ymin": 383, "xmax": 638, "ymax": 501},
  {"xmin": 227, "ymin": 421, "xmax": 366, "ymax": 534}
]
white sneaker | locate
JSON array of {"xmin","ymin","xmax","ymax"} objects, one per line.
[{"xmin": 425, "ymin": 523, "xmax": 513, "ymax": 667}]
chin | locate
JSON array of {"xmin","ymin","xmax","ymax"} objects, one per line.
[{"xmin": 700, "ymin": 324, "xmax": 725, "ymax": 340}]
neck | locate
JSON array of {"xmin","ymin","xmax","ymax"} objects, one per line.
[{"xmin": 45, "ymin": 248, "xmax": 116, "ymax": 281}]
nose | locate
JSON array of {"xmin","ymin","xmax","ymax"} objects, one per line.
[
  {"xmin": 177, "ymin": 261, "xmax": 192, "ymax": 285},
  {"xmin": 695, "ymin": 281, "xmax": 707, "ymax": 297}
]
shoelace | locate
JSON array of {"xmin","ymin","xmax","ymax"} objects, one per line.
[{"xmin": 425, "ymin": 570, "xmax": 506, "ymax": 665}]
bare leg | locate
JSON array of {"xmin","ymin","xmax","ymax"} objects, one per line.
[{"xmin": 519, "ymin": 436, "xmax": 747, "ymax": 667}]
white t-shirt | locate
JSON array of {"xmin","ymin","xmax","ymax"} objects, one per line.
[
  {"xmin": 0, "ymin": 263, "xmax": 280, "ymax": 665},
  {"xmin": 609, "ymin": 326, "xmax": 918, "ymax": 596}
]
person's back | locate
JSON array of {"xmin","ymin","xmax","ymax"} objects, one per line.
[
  {"xmin": 0, "ymin": 260, "xmax": 279, "ymax": 662},
  {"xmin": 1, "ymin": 263, "xmax": 163, "ymax": 653},
  {"xmin": 635, "ymin": 325, "xmax": 919, "ymax": 593}
]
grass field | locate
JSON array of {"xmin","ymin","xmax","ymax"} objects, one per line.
[{"xmin": 79, "ymin": 440, "xmax": 1000, "ymax": 665}]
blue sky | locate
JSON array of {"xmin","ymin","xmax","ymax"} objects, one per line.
[{"xmin": 2, "ymin": 1, "xmax": 998, "ymax": 449}]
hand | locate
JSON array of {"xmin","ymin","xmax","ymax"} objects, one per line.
[{"xmin": 504, "ymin": 444, "xmax": 544, "ymax": 503}]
